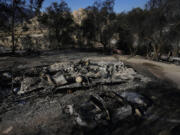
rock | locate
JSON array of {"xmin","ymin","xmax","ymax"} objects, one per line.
[
  {"xmin": 18, "ymin": 77, "xmax": 41, "ymax": 95},
  {"xmin": 52, "ymin": 72, "xmax": 67, "ymax": 86}
]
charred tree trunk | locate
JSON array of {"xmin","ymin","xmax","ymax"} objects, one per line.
[{"xmin": 11, "ymin": 0, "xmax": 15, "ymax": 54}]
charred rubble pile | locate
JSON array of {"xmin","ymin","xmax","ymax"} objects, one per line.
[
  {"xmin": 0, "ymin": 60, "xmax": 151, "ymax": 97},
  {"xmin": 0, "ymin": 60, "xmax": 155, "ymax": 135}
]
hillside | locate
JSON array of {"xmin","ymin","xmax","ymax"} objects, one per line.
[
  {"xmin": 0, "ymin": 8, "xmax": 88, "ymax": 49},
  {"xmin": 0, "ymin": 16, "xmax": 48, "ymax": 50}
]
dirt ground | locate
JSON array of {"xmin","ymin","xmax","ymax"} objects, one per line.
[
  {"xmin": 1, "ymin": 51, "xmax": 180, "ymax": 135},
  {"xmin": 113, "ymin": 55, "xmax": 180, "ymax": 89}
]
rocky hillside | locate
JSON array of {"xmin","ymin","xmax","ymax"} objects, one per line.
[
  {"xmin": 0, "ymin": 16, "xmax": 49, "ymax": 50},
  {"xmin": 0, "ymin": 8, "xmax": 88, "ymax": 50}
]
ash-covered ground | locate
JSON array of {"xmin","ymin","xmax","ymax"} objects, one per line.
[{"xmin": 0, "ymin": 51, "xmax": 180, "ymax": 135}]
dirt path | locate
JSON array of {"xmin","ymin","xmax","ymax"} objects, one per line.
[{"xmin": 116, "ymin": 55, "xmax": 180, "ymax": 89}]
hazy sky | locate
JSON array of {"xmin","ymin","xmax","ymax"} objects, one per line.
[{"xmin": 42, "ymin": 0, "xmax": 148, "ymax": 13}]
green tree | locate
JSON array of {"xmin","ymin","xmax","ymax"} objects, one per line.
[
  {"xmin": 144, "ymin": 0, "xmax": 168, "ymax": 60},
  {"xmin": 168, "ymin": 22, "xmax": 180, "ymax": 56},
  {"xmin": 29, "ymin": 0, "xmax": 44, "ymax": 15},
  {"xmin": 81, "ymin": 0, "xmax": 116, "ymax": 51},
  {"xmin": 126, "ymin": 8, "xmax": 149, "ymax": 55},
  {"xmin": 11, "ymin": 0, "xmax": 26, "ymax": 53},
  {"xmin": 0, "ymin": 0, "xmax": 11, "ymax": 32},
  {"xmin": 39, "ymin": 1, "xmax": 74, "ymax": 49},
  {"xmin": 115, "ymin": 13, "xmax": 133, "ymax": 54},
  {"xmin": 0, "ymin": 0, "xmax": 44, "ymax": 53}
]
